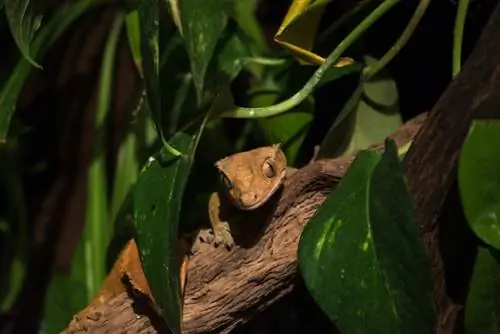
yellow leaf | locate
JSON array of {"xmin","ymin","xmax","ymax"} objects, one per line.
[{"xmin": 274, "ymin": 0, "xmax": 353, "ymax": 67}]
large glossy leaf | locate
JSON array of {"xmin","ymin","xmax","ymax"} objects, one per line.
[
  {"xmin": 174, "ymin": 0, "xmax": 230, "ymax": 103},
  {"xmin": 298, "ymin": 140, "xmax": 436, "ymax": 334},
  {"xmin": 0, "ymin": 0, "xmax": 98, "ymax": 142},
  {"xmin": 133, "ymin": 127, "xmax": 205, "ymax": 333},
  {"xmin": 459, "ymin": 120, "xmax": 500, "ymax": 249},
  {"xmin": 4, "ymin": 0, "xmax": 44, "ymax": 67},
  {"xmin": 465, "ymin": 247, "xmax": 500, "ymax": 334}
]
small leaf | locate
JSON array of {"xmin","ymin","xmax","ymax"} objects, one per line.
[
  {"xmin": 459, "ymin": 120, "xmax": 500, "ymax": 249},
  {"xmin": 174, "ymin": 0, "xmax": 230, "ymax": 103},
  {"xmin": 465, "ymin": 247, "xmax": 500, "ymax": 334},
  {"xmin": 299, "ymin": 140, "xmax": 436, "ymax": 334},
  {"xmin": 133, "ymin": 125, "xmax": 205, "ymax": 333},
  {"xmin": 5, "ymin": 0, "xmax": 44, "ymax": 68}
]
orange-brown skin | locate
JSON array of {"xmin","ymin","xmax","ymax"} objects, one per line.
[{"xmin": 204, "ymin": 144, "xmax": 290, "ymax": 249}]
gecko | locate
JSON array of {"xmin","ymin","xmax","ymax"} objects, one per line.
[{"xmin": 199, "ymin": 144, "xmax": 297, "ymax": 250}]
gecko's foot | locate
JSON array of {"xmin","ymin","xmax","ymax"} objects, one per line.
[
  {"xmin": 213, "ymin": 222, "xmax": 235, "ymax": 250},
  {"xmin": 198, "ymin": 228, "xmax": 215, "ymax": 244}
]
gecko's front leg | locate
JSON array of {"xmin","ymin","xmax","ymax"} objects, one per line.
[{"xmin": 200, "ymin": 191, "xmax": 237, "ymax": 249}]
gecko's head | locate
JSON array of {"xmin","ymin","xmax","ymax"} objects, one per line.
[{"xmin": 215, "ymin": 144, "xmax": 288, "ymax": 210}]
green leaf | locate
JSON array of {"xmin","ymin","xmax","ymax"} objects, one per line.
[
  {"xmin": 137, "ymin": 0, "xmax": 162, "ymax": 138},
  {"xmin": 125, "ymin": 9, "xmax": 143, "ymax": 76},
  {"xmin": 175, "ymin": 0, "xmax": 230, "ymax": 103},
  {"xmin": 110, "ymin": 133, "xmax": 139, "ymax": 225},
  {"xmin": 459, "ymin": 120, "xmax": 500, "ymax": 249},
  {"xmin": 203, "ymin": 23, "xmax": 250, "ymax": 104},
  {"xmin": 298, "ymin": 140, "xmax": 436, "ymax": 334},
  {"xmin": 465, "ymin": 247, "xmax": 500, "ymax": 334},
  {"xmin": 258, "ymin": 111, "xmax": 312, "ymax": 165},
  {"xmin": 0, "ymin": 0, "xmax": 99, "ymax": 142},
  {"xmin": 318, "ymin": 56, "xmax": 402, "ymax": 158},
  {"xmin": 4, "ymin": 0, "xmax": 43, "ymax": 68},
  {"xmin": 133, "ymin": 125, "xmax": 206, "ymax": 333}
]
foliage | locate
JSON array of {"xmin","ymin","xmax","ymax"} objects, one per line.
[{"xmin": 0, "ymin": 0, "xmax": 494, "ymax": 333}]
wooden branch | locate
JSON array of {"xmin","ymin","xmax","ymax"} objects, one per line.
[{"xmin": 63, "ymin": 113, "xmax": 426, "ymax": 334}]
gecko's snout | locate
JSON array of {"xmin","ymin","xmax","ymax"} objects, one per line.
[{"xmin": 239, "ymin": 192, "xmax": 259, "ymax": 209}]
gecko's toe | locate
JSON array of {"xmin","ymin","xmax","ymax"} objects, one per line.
[
  {"xmin": 198, "ymin": 228, "xmax": 215, "ymax": 244},
  {"xmin": 213, "ymin": 222, "xmax": 235, "ymax": 250}
]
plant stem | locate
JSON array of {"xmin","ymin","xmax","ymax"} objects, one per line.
[
  {"xmin": 364, "ymin": 0, "xmax": 430, "ymax": 79},
  {"xmin": 220, "ymin": 0, "xmax": 400, "ymax": 119},
  {"xmin": 452, "ymin": 0, "xmax": 470, "ymax": 78}
]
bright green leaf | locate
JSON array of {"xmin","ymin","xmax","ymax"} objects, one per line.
[
  {"xmin": 299, "ymin": 140, "xmax": 436, "ymax": 334},
  {"xmin": 459, "ymin": 120, "xmax": 500, "ymax": 249},
  {"xmin": 465, "ymin": 247, "xmax": 500, "ymax": 334},
  {"xmin": 133, "ymin": 125, "xmax": 206, "ymax": 333},
  {"xmin": 4, "ymin": 0, "xmax": 44, "ymax": 67}
]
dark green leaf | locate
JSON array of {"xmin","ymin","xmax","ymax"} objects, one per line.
[
  {"xmin": 137, "ymin": 0, "xmax": 162, "ymax": 137},
  {"xmin": 125, "ymin": 10, "xmax": 143, "ymax": 75},
  {"xmin": 299, "ymin": 140, "xmax": 436, "ymax": 334},
  {"xmin": 133, "ymin": 127, "xmax": 205, "ymax": 333},
  {"xmin": 247, "ymin": 77, "xmax": 313, "ymax": 164},
  {"xmin": 203, "ymin": 23, "xmax": 250, "ymax": 103},
  {"xmin": 175, "ymin": 0, "xmax": 230, "ymax": 102},
  {"xmin": 459, "ymin": 120, "xmax": 500, "ymax": 249},
  {"xmin": 318, "ymin": 57, "xmax": 402, "ymax": 159},
  {"xmin": 0, "ymin": 0, "xmax": 99, "ymax": 142},
  {"xmin": 465, "ymin": 247, "xmax": 500, "ymax": 334},
  {"xmin": 4, "ymin": 0, "xmax": 43, "ymax": 67}
]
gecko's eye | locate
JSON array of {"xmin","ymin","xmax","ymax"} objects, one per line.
[
  {"xmin": 220, "ymin": 173, "xmax": 233, "ymax": 189},
  {"xmin": 263, "ymin": 158, "xmax": 277, "ymax": 178}
]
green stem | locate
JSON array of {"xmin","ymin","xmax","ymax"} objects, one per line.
[
  {"xmin": 364, "ymin": 0, "xmax": 430, "ymax": 79},
  {"xmin": 220, "ymin": 0, "xmax": 400, "ymax": 119},
  {"xmin": 452, "ymin": 0, "xmax": 469, "ymax": 78}
]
